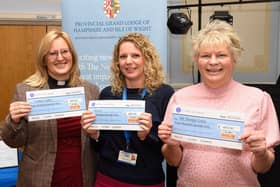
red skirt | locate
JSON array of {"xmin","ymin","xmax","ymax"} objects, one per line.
[{"xmin": 94, "ymin": 172, "xmax": 164, "ymax": 187}]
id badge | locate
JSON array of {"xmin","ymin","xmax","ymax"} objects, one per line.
[{"xmin": 118, "ymin": 150, "xmax": 137, "ymax": 166}]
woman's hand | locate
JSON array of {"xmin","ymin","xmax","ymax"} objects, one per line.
[
  {"xmin": 239, "ymin": 130, "xmax": 267, "ymax": 157},
  {"xmin": 9, "ymin": 101, "xmax": 31, "ymax": 123},
  {"xmin": 158, "ymin": 121, "xmax": 179, "ymax": 146},
  {"xmin": 80, "ymin": 110, "xmax": 99, "ymax": 140},
  {"xmin": 137, "ymin": 112, "xmax": 152, "ymax": 140},
  {"xmin": 239, "ymin": 130, "xmax": 275, "ymax": 173},
  {"xmin": 158, "ymin": 121, "xmax": 182, "ymax": 166}
]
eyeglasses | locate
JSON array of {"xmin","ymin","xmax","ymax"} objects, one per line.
[{"xmin": 47, "ymin": 48, "xmax": 71, "ymax": 60}]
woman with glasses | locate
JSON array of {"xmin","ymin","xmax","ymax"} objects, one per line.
[
  {"xmin": 1, "ymin": 30, "xmax": 99, "ymax": 187},
  {"xmin": 81, "ymin": 32, "xmax": 175, "ymax": 187},
  {"xmin": 158, "ymin": 20, "xmax": 280, "ymax": 187}
]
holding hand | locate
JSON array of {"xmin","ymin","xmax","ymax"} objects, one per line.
[
  {"xmin": 80, "ymin": 110, "xmax": 99, "ymax": 140},
  {"xmin": 137, "ymin": 112, "xmax": 152, "ymax": 140},
  {"xmin": 158, "ymin": 121, "xmax": 179, "ymax": 146},
  {"xmin": 239, "ymin": 130, "xmax": 267, "ymax": 157},
  {"xmin": 239, "ymin": 130, "xmax": 275, "ymax": 173},
  {"xmin": 158, "ymin": 121, "xmax": 181, "ymax": 166},
  {"xmin": 9, "ymin": 101, "xmax": 31, "ymax": 123}
]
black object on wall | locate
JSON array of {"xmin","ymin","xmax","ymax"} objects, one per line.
[
  {"xmin": 167, "ymin": 12, "xmax": 193, "ymax": 34},
  {"xmin": 209, "ymin": 10, "xmax": 233, "ymax": 25}
]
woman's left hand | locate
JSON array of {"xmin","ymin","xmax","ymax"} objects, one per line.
[
  {"xmin": 239, "ymin": 130, "xmax": 276, "ymax": 173},
  {"xmin": 137, "ymin": 112, "xmax": 152, "ymax": 141},
  {"xmin": 239, "ymin": 130, "xmax": 267, "ymax": 157}
]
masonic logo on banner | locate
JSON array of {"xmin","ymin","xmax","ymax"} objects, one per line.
[{"xmin": 104, "ymin": 0, "xmax": 120, "ymax": 18}]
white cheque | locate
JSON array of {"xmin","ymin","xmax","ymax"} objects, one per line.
[{"xmin": 88, "ymin": 100, "xmax": 145, "ymax": 131}]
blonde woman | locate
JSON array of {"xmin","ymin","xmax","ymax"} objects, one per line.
[
  {"xmin": 2, "ymin": 30, "xmax": 99, "ymax": 187},
  {"xmin": 81, "ymin": 32, "xmax": 174, "ymax": 187},
  {"xmin": 158, "ymin": 20, "xmax": 280, "ymax": 187}
]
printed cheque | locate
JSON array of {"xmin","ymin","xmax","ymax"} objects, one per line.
[
  {"xmin": 171, "ymin": 106, "xmax": 245, "ymax": 150},
  {"xmin": 26, "ymin": 87, "xmax": 86, "ymax": 121},
  {"xmin": 88, "ymin": 100, "xmax": 145, "ymax": 130}
]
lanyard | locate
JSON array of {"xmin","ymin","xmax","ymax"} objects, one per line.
[{"xmin": 122, "ymin": 87, "xmax": 147, "ymax": 150}]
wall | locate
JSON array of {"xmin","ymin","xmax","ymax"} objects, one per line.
[
  {"xmin": 0, "ymin": 0, "xmax": 61, "ymax": 20},
  {"xmin": 167, "ymin": 1, "xmax": 280, "ymax": 88},
  {"xmin": 0, "ymin": 0, "xmax": 62, "ymax": 121},
  {"xmin": 0, "ymin": 24, "xmax": 61, "ymax": 122}
]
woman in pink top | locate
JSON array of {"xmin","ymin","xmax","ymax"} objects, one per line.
[{"xmin": 158, "ymin": 20, "xmax": 280, "ymax": 187}]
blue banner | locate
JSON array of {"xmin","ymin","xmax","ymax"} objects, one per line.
[{"xmin": 61, "ymin": 0, "xmax": 167, "ymax": 89}]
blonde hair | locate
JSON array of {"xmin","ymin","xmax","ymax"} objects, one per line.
[
  {"xmin": 110, "ymin": 32, "xmax": 164, "ymax": 95},
  {"xmin": 192, "ymin": 20, "xmax": 243, "ymax": 64},
  {"xmin": 25, "ymin": 30, "xmax": 82, "ymax": 87}
]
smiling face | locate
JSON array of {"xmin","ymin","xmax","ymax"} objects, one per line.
[
  {"xmin": 197, "ymin": 44, "xmax": 235, "ymax": 89},
  {"xmin": 118, "ymin": 41, "xmax": 145, "ymax": 88},
  {"xmin": 46, "ymin": 37, "xmax": 73, "ymax": 80}
]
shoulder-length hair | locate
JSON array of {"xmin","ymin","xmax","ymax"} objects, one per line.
[
  {"xmin": 25, "ymin": 30, "xmax": 81, "ymax": 87},
  {"xmin": 110, "ymin": 32, "xmax": 165, "ymax": 95}
]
